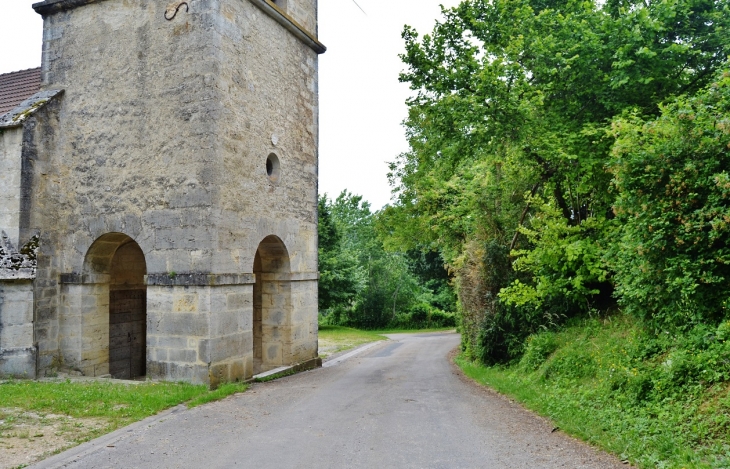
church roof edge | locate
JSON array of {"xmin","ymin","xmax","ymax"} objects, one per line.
[
  {"xmin": 0, "ymin": 89, "xmax": 65, "ymax": 129},
  {"xmin": 33, "ymin": 0, "xmax": 110, "ymax": 16}
]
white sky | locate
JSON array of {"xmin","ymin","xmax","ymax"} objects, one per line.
[{"xmin": 0, "ymin": 0, "xmax": 460, "ymax": 209}]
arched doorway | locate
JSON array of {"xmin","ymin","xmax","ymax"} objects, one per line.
[
  {"xmin": 253, "ymin": 235, "xmax": 291, "ymax": 374},
  {"xmin": 108, "ymin": 240, "xmax": 147, "ymax": 379},
  {"xmin": 82, "ymin": 233, "xmax": 147, "ymax": 379}
]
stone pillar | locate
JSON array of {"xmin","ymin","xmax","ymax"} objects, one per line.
[
  {"xmin": 289, "ymin": 273, "xmax": 319, "ymax": 363},
  {"xmin": 58, "ymin": 273, "xmax": 110, "ymax": 376},
  {"xmin": 145, "ymin": 273, "xmax": 255, "ymax": 387},
  {"xmin": 0, "ymin": 279, "xmax": 36, "ymax": 378}
]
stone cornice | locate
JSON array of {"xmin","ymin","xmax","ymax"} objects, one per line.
[
  {"xmin": 145, "ymin": 273, "xmax": 257, "ymax": 286},
  {"xmin": 32, "ymin": 0, "xmax": 326, "ymax": 54},
  {"xmin": 32, "ymin": 0, "xmax": 110, "ymax": 16},
  {"xmin": 252, "ymin": 0, "xmax": 326, "ymax": 54}
]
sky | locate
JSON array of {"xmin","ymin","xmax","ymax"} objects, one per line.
[{"xmin": 0, "ymin": 0, "xmax": 460, "ymax": 209}]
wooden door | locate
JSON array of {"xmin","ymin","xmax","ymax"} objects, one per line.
[{"xmin": 109, "ymin": 289, "xmax": 146, "ymax": 379}]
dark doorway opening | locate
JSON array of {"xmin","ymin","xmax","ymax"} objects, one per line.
[{"xmin": 108, "ymin": 240, "xmax": 147, "ymax": 379}]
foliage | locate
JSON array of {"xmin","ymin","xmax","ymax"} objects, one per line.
[
  {"xmin": 500, "ymin": 197, "xmax": 614, "ymax": 314},
  {"xmin": 317, "ymin": 195, "xmax": 360, "ymax": 314},
  {"xmin": 456, "ymin": 314, "xmax": 730, "ymax": 468},
  {"xmin": 405, "ymin": 249, "xmax": 457, "ymax": 312},
  {"xmin": 610, "ymin": 69, "xmax": 730, "ymax": 328},
  {"xmin": 319, "ymin": 191, "xmax": 454, "ymax": 329},
  {"xmin": 518, "ymin": 331, "xmax": 559, "ymax": 371},
  {"xmin": 387, "ymin": 0, "xmax": 730, "ymax": 362},
  {"xmin": 388, "ymin": 304, "xmax": 457, "ymax": 329}
]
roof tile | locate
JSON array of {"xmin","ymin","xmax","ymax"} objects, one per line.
[{"xmin": 0, "ymin": 68, "xmax": 42, "ymax": 116}]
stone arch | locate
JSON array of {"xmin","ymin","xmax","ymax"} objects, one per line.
[
  {"xmin": 78, "ymin": 233, "xmax": 147, "ymax": 378},
  {"xmin": 252, "ymin": 235, "xmax": 291, "ymax": 374}
]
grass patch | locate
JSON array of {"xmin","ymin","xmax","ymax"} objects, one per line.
[
  {"xmin": 0, "ymin": 380, "xmax": 205, "ymax": 424},
  {"xmin": 0, "ymin": 379, "xmax": 249, "ymax": 468},
  {"xmin": 0, "ymin": 380, "xmax": 248, "ymax": 435},
  {"xmin": 187, "ymin": 382, "xmax": 248, "ymax": 408},
  {"xmin": 318, "ymin": 325, "xmax": 388, "ymax": 358},
  {"xmin": 455, "ymin": 314, "xmax": 730, "ymax": 468}
]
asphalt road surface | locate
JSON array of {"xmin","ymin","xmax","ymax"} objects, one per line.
[{"xmin": 32, "ymin": 332, "xmax": 629, "ymax": 468}]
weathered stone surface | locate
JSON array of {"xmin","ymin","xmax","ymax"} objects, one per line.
[
  {"xmin": 0, "ymin": 280, "xmax": 36, "ymax": 377},
  {"xmin": 1, "ymin": 0, "xmax": 323, "ymax": 385},
  {"xmin": 0, "ymin": 233, "xmax": 38, "ymax": 280}
]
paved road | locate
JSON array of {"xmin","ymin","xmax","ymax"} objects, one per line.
[{"xmin": 33, "ymin": 332, "xmax": 628, "ymax": 468}]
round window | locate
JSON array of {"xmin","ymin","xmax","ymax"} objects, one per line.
[{"xmin": 266, "ymin": 153, "xmax": 280, "ymax": 183}]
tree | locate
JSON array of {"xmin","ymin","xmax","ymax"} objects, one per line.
[
  {"xmin": 318, "ymin": 195, "xmax": 360, "ymax": 318},
  {"xmin": 610, "ymin": 67, "xmax": 730, "ymax": 328},
  {"xmin": 388, "ymin": 0, "xmax": 730, "ymax": 361},
  {"xmin": 320, "ymin": 191, "xmax": 456, "ymax": 329}
]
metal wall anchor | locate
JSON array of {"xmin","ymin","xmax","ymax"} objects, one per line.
[{"xmin": 165, "ymin": 2, "xmax": 189, "ymax": 21}]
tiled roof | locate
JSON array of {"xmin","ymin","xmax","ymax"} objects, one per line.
[{"xmin": 0, "ymin": 68, "xmax": 42, "ymax": 116}]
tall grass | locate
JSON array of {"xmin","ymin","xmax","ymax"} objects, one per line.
[{"xmin": 456, "ymin": 314, "xmax": 730, "ymax": 468}]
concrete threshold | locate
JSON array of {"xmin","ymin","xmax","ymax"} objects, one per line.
[
  {"xmin": 252, "ymin": 341, "xmax": 385, "ymax": 380},
  {"xmin": 253, "ymin": 366, "xmax": 291, "ymax": 380},
  {"xmin": 251, "ymin": 356, "xmax": 322, "ymax": 382}
]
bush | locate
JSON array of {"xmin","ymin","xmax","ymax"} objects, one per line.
[
  {"xmin": 519, "ymin": 332, "xmax": 559, "ymax": 371},
  {"xmin": 430, "ymin": 309, "xmax": 457, "ymax": 328},
  {"xmin": 386, "ymin": 304, "xmax": 457, "ymax": 329},
  {"xmin": 610, "ymin": 68, "xmax": 730, "ymax": 328}
]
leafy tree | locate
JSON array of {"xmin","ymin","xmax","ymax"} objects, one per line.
[
  {"xmin": 318, "ymin": 192, "xmax": 424, "ymax": 328},
  {"xmin": 318, "ymin": 195, "xmax": 360, "ymax": 317},
  {"xmin": 610, "ymin": 67, "xmax": 730, "ymax": 328},
  {"xmin": 404, "ymin": 248, "xmax": 457, "ymax": 312},
  {"xmin": 387, "ymin": 0, "xmax": 730, "ymax": 361},
  {"xmin": 319, "ymin": 191, "xmax": 457, "ymax": 329}
]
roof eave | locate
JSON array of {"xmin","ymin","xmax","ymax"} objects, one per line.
[
  {"xmin": 32, "ymin": 0, "xmax": 110, "ymax": 16},
  {"xmin": 0, "ymin": 90, "xmax": 64, "ymax": 129},
  {"xmin": 252, "ymin": 0, "xmax": 326, "ymax": 54}
]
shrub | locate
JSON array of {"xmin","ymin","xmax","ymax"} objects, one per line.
[
  {"xmin": 519, "ymin": 332, "xmax": 559, "ymax": 371},
  {"xmin": 429, "ymin": 309, "xmax": 457, "ymax": 328},
  {"xmin": 386, "ymin": 305, "xmax": 457, "ymax": 329},
  {"xmin": 610, "ymin": 68, "xmax": 730, "ymax": 328}
]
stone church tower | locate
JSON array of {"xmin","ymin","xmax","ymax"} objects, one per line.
[{"xmin": 0, "ymin": 0, "xmax": 325, "ymax": 386}]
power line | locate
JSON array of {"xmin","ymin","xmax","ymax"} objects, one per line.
[{"xmin": 351, "ymin": 0, "xmax": 366, "ymax": 14}]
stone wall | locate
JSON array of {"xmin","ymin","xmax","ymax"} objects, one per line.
[
  {"xmin": 0, "ymin": 280, "xmax": 36, "ymax": 378},
  {"xmin": 0, "ymin": 127, "xmax": 23, "ymax": 248},
  {"xmin": 216, "ymin": 0, "xmax": 320, "ymax": 368},
  {"xmin": 24, "ymin": 0, "xmax": 322, "ymax": 384},
  {"xmin": 145, "ymin": 276, "xmax": 255, "ymax": 385}
]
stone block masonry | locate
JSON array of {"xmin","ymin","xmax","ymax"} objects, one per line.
[
  {"xmin": 0, "ymin": 0, "xmax": 325, "ymax": 385},
  {"xmin": 0, "ymin": 280, "xmax": 36, "ymax": 378}
]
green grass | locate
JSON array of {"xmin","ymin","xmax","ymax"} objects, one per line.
[
  {"xmin": 317, "ymin": 325, "xmax": 388, "ymax": 358},
  {"xmin": 0, "ymin": 379, "xmax": 247, "ymax": 468},
  {"xmin": 187, "ymin": 382, "xmax": 248, "ymax": 408},
  {"xmin": 0, "ymin": 380, "xmax": 247, "ymax": 427},
  {"xmin": 455, "ymin": 314, "xmax": 730, "ymax": 469}
]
